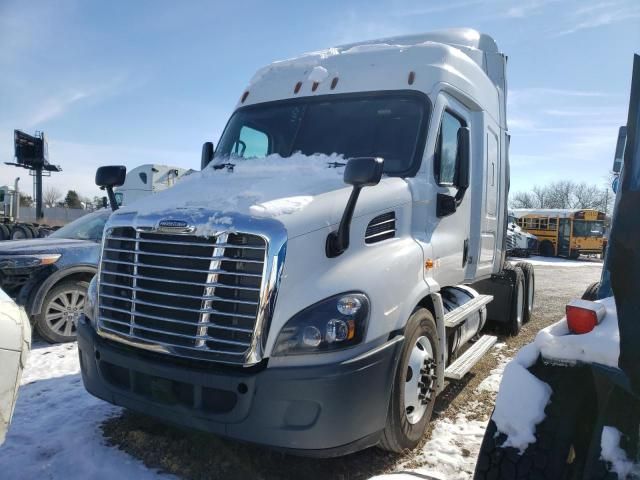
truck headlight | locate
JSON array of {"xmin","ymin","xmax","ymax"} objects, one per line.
[
  {"xmin": 0, "ymin": 254, "xmax": 61, "ymax": 269},
  {"xmin": 272, "ymin": 293, "xmax": 369, "ymax": 356},
  {"xmin": 83, "ymin": 276, "xmax": 99, "ymax": 327}
]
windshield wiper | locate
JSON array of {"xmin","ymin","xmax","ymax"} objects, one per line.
[
  {"xmin": 326, "ymin": 161, "xmax": 346, "ymax": 168},
  {"xmin": 213, "ymin": 162, "xmax": 236, "ymax": 172}
]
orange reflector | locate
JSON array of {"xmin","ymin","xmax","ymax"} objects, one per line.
[
  {"xmin": 566, "ymin": 299, "xmax": 606, "ymax": 334},
  {"xmin": 425, "ymin": 259, "xmax": 434, "ymax": 269},
  {"xmin": 346, "ymin": 319, "xmax": 355, "ymax": 340}
]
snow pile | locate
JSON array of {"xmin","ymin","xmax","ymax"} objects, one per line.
[
  {"xmin": 0, "ymin": 342, "xmax": 169, "ymax": 479},
  {"xmin": 476, "ymin": 353, "xmax": 509, "ymax": 392},
  {"xmin": 413, "ymin": 414, "xmax": 488, "ymax": 479},
  {"xmin": 535, "ymin": 296, "xmax": 619, "ymax": 367},
  {"xmin": 119, "ymin": 153, "xmax": 347, "ymax": 224},
  {"xmin": 307, "ymin": 66, "xmax": 329, "ymax": 83},
  {"xmin": 601, "ymin": 426, "xmax": 638, "ymax": 478},
  {"xmin": 491, "ymin": 344, "xmax": 552, "ymax": 452},
  {"xmin": 493, "ymin": 297, "xmax": 619, "ymax": 452}
]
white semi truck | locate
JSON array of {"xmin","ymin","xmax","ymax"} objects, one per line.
[
  {"xmin": 113, "ymin": 164, "xmax": 193, "ymax": 207},
  {"xmin": 78, "ymin": 29, "xmax": 534, "ymax": 455}
]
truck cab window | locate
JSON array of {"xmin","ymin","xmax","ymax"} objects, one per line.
[
  {"xmin": 234, "ymin": 126, "xmax": 269, "ymax": 158},
  {"xmin": 435, "ymin": 110, "xmax": 464, "ymax": 185}
]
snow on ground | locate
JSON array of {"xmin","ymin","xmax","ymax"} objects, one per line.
[
  {"xmin": 0, "ymin": 341, "xmax": 170, "ymax": 480},
  {"xmin": 507, "ymin": 255, "xmax": 602, "ymax": 267},
  {"xmin": 600, "ymin": 426, "xmax": 637, "ymax": 478}
]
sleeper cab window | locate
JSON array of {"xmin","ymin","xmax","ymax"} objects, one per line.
[{"xmin": 435, "ymin": 110, "xmax": 465, "ymax": 186}]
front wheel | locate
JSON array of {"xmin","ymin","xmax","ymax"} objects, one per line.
[
  {"xmin": 379, "ymin": 308, "xmax": 440, "ymax": 453},
  {"xmin": 34, "ymin": 280, "xmax": 88, "ymax": 343}
]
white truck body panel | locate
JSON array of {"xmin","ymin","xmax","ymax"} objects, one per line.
[{"xmin": 0, "ymin": 288, "xmax": 31, "ymax": 446}]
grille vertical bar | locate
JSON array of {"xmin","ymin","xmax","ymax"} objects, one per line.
[{"xmin": 98, "ymin": 227, "xmax": 267, "ymax": 364}]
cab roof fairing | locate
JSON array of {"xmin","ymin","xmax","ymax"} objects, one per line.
[{"xmin": 237, "ymin": 33, "xmax": 504, "ymax": 129}]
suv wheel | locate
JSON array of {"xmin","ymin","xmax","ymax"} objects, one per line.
[{"xmin": 34, "ymin": 280, "xmax": 88, "ymax": 343}]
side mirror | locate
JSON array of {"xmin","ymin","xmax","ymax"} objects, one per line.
[
  {"xmin": 344, "ymin": 157, "xmax": 384, "ymax": 187},
  {"xmin": 436, "ymin": 193, "xmax": 457, "ymax": 217},
  {"xmin": 456, "ymin": 127, "xmax": 470, "ymax": 190},
  {"xmin": 95, "ymin": 165, "xmax": 126, "ymax": 188},
  {"xmin": 95, "ymin": 165, "xmax": 126, "ymax": 211},
  {"xmin": 201, "ymin": 142, "xmax": 214, "ymax": 170},
  {"xmin": 327, "ymin": 157, "xmax": 385, "ymax": 258}
]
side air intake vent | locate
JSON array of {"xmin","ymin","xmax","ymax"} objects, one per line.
[{"xmin": 365, "ymin": 212, "xmax": 396, "ymax": 244}]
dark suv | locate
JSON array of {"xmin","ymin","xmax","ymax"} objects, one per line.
[{"xmin": 0, "ymin": 209, "xmax": 110, "ymax": 343}]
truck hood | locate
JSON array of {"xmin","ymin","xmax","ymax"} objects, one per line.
[
  {"xmin": 115, "ymin": 154, "xmax": 412, "ymax": 238},
  {"xmin": 0, "ymin": 238, "xmax": 96, "ymax": 255}
]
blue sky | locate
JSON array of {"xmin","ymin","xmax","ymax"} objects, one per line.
[{"xmin": 0, "ymin": 0, "xmax": 638, "ymax": 199}]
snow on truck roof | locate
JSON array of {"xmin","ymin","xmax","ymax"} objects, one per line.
[{"xmin": 241, "ymin": 28, "xmax": 506, "ymax": 127}]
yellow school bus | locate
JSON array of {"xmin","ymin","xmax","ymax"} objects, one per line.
[{"xmin": 511, "ymin": 209, "xmax": 606, "ymax": 259}]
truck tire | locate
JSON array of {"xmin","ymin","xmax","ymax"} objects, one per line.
[
  {"xmin": 474, "ymin": 365, "xmax": 595, "ymax": 480},
  {"xmin": 379, "ymin": 308, "xmax": 440, "ymax": 453},
  {"xmin": 515, "ymin": 262, "xmax": 535, "ymax": 323},
  {"xmin": 569, "ymin": 249, "xmax": 580, "ymax": 260},
  {"xmin": 539, "ymin": 240, "xmax": 554, "ymax": 257},
  {"xmin": 34, "ymin": 280, "xmax": 88, "ymax": 343},
  {"xmin": 581, "ymin": 282, "xmax": 601, "ymax": 301},
  {"xmin": 0, "ymin": 224, "xmax": 10, "ymax": 240},
  {"xmin": 10, "ymin": 224, "xmax": 32, "ymax": 240},
  {"xmin": 504, "ymin": 265, "xmax": 525, "ymax": 336}
]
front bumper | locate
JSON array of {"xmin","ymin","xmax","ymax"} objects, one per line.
[{"xmin": 77, "ymin": 317, "xmax": 403, "ymax": 456}]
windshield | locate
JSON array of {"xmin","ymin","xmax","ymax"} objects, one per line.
[
  {"xmin": 214, "ymin": 92, "xmax": 429, "ymax": 176},
  {"xmin": 50, "ymin": 210, "xmax": 110, "ymax": 241},
  {"xmin": 572, "ymin": 220, "xmax": 604, "ymax": 237}
]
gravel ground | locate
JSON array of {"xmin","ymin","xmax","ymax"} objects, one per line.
[{"xmin": 101, "ymin": 261, "xmax": 603, "ymax": 480}]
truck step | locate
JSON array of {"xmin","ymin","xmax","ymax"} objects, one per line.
[
  {"xmin": 444, "ymin": 335, "xmax": 498, "ymax": 380},
  {"xmin": 444, "ymin": 294, "xmax": 493, "ymax": 328}
]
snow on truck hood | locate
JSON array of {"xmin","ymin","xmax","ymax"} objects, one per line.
[{"xmin": 116, "ymin": 153, "xmax": 408, "ymax": 238}]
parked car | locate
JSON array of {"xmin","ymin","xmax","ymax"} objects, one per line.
[
  {"xmin": 0, "ymin": 288, "xmax": 31, "ymax": 446},
  {"xmin": 0, "ymin": 209, "xmax": 110, "ymax": 343}
]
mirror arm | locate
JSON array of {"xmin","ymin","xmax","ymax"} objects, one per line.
[
  {"xmin": 326, "ymin": 186, "xmax": 362, "ymax": 258},
  {"xmin": 100, "ymin": 186, "xmax": 119, "ymax": 211}
]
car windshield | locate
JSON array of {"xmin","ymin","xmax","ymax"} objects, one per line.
[
  {"xmin": 572, "ymin": 220, "xmax": 604, "ymax": 237},
  {"xmin": 49, "ymin": 210, "xmax": 110, "ymax": 241},
  {"xmin": 213, "ymin": 92, "xmax": 429, "ymax": 176}
]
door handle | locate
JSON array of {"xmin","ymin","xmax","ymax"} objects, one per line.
[{"xmin": 463, "ymin": 238, "xmax": 469, "ymax": 267}]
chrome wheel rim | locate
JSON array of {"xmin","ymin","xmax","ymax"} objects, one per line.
[
  {"xmin": 45, "ymin": 289, "xmax": 85, "ymax": 338},
  {"xmin": 404, "ymin": 336, "xmax": 436, "ymax": 425}
]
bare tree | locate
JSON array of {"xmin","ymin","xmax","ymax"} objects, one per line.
[
  {"xmin": 510, "ymin": 191, "xmax": 536, "ymax": 208},
  {"xmin": 43, "ymin": 187, "xmax": 62, "ymax": 208},
  {"xmin": 532, "ymin": 185, "xmax": 547, "ymax": 208},
  {"xmin": 510, "ymin": 180, "xmax": 609, "ymax": 212}
]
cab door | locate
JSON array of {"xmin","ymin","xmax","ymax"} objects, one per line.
[{"xmin": 429, "ymin": 94, "xmax": 473, "ymax": 287}]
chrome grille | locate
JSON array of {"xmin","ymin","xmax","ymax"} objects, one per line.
[{"xmin": 97, "ymin": 227, "xmax": 266, "ymax": 364}]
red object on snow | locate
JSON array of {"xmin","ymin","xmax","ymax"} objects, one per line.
[{"xmin": 566, "ymin": 299, "xmax": 606, "ymax": 334}]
